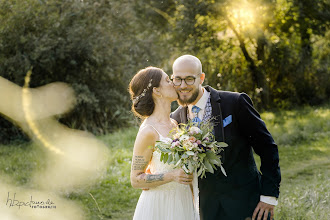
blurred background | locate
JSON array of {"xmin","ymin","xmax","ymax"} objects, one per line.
[
  {"xmin": 1, "ymin": 0, "xmax": 329, "ymax": 141},
  {"xmin": 0, "ymin": 0, "xmax": 329, "ymax": 219}
]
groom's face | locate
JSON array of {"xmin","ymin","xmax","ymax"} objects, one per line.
[{"xmin": 172, "ymin": 65, "xmax": 203, "ymax": 106}]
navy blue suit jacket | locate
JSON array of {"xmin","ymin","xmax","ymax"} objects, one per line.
[{"xmin": 171, "ymin": 86, "xmax": 281, "ymax": 220}]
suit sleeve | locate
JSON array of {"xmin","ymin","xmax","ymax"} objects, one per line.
[{"xmin": 236, "ymin": 93, "xmax": 281, "ymax": 198}]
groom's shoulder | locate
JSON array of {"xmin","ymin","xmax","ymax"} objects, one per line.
[
  {"xmin": 207, "ymin": 86, "xmax": 242, "ymax": 102},
  {"xmin": 219, "ymin": 91, "xmax": 242, "ymax": 104},
  {"xmin": 170, "ymin": 105, "xmax": 185, "ymax": 122}
]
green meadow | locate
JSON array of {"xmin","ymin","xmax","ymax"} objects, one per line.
[{"xmin": 0, "ymin": 104, "xmax": 329, "ymax": 220}]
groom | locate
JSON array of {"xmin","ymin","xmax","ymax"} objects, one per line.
[{"xmin": 170, "ymin": 55, "xmax": 281, "ymax": 220}]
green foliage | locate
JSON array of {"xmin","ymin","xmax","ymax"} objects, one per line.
[
  {"xmin": 145, "ymin": 0, "xmax": 330, "ymax": 108},
  {"xmin": 0, "ymin": 0, "xmax": 329, "ymax": 143},
  {"xmin": 0, "ymin": 105, "xmax": 329, "ymax": 219},
  {"xmin": 261, "ymin": 105, "xmax": 330, "ymax": 146},
  {"xmin": 0, "ymin": 0, "xmax": 165, "ymax": 142}
]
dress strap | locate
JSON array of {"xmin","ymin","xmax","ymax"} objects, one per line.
[{"xmin": 142, "ymin": 124, "xmax": 163, "ymax": 139}]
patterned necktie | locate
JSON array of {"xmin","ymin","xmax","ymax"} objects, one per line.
[{"xmin": 191, "ymin": 105, "xmax": 201, "ymax": 125}]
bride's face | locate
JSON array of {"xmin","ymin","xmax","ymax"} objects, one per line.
[{"xmin": 158, "ymin": 71, "xmax": 178, "ymax": 102}]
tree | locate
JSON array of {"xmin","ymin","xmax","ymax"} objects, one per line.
[
  {"xmin": 0, "ymin": 0, "xmax": 165, "ymax": 142},
  {"xmin": 143, "ymin": 0, "xmax": 330, "ymax": 108}
]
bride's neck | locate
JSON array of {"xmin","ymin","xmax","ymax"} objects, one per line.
[{"xmin": 148, "ymin": 100, "xmax": 172, "ymax": 124}]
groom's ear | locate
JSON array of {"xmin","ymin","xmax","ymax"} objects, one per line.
[{"xmin": 200, "ymin": 73, "xmax": 205, "ymax": 84}]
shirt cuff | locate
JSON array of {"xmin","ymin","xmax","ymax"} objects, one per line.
[{"xmin": 260, "ymin": 195, "xmax": 278, "ymax": 206}]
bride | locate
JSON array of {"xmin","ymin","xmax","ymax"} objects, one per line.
[{"xmin": 129, "ymin": 67, "xmax": 197, "ymax": 220}]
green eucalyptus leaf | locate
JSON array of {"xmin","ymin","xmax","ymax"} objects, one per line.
[
  {"xmin": 163, "ymin": 153, "xmax": 168, "ymax": 163},
  {"xmin": 186, "ymin": 151, "xmax": 195, "ymax": 156},
  {"xmin": 175, "ymin": 152, "xmax": 180, "ymax": 161},
  {"xmin": 175, "ymin": 159, "xmax": 182, "ymax": 167},
  {"xmin": 160, "ymin": 153, "xmax": 164, "ymax": 162},
  {"xmin": 197, "ymin": 167, "xmax": 203, "ymax": 177},
  {"xmin": 167, "ymin": 154, "xmax": 173, "ymax": 163},
  {"xmin": 204, "ymin": 160, "xmax": 214, "ymax": 173},
  {"xmin": 206, "ymin": 151, "xmax": 218, "ymax": 160},
  {"xmin": 188, "ymin": 160, "xmax": 194, "ymax": 173},
  {"xmin": 182, "ymin": 164, "xmax": 189, "ymax": 174},
  {"xmin": 220, "ymin": 165, "xmax": 227, "ymax": 177},
  {"xmin": 218, "ymin": 142, "xmax": 228, "ymax": 147}
]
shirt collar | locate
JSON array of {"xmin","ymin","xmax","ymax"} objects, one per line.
[{"xmin": 188, "ymin": 87, "xmax": 210, "ymax": 113}]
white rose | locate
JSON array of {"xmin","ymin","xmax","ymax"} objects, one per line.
[
  {"xmin": 182, "ymin": 140, "xmax": 193, "ymax": 150},
  {"xmin": 179, "ymin": 135, "xmax": 190, "ymax": 142},
  {"xmin": 189, "ymin": 126, "xmax": 201, "ymax": 134}
]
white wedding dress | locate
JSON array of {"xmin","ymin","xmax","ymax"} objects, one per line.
[{"xmin": 133, "ymin": 126, "xmax": 198, "ymax": 220}]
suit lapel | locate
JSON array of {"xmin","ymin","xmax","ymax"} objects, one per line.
[
  {"xmin": 205, "ymin": 86, "xmax": 225, "ymax": 142},
  {"xmin": 179, "ymin": 106, "xmax": 188, "ymax": 124}
]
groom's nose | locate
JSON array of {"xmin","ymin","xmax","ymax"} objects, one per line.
[{"xmin": 179, "ymin": 80, "xmax": 188, "ymax": 89}]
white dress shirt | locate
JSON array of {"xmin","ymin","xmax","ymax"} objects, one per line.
[
  {"xmin": 188, "ymin": 88, "xmax": 210, "ymax": 120},
  {"xmin": 187, "ymin": 87, "xmax": 278, "ymax": 206}
]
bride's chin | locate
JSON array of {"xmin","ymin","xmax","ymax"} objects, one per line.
[
  {"xmin": 171, "ymin": 95, "xmax": 179, "ymax": 102},
  {"xmin": 163, "ymin": 96, "xmax": 177, "ymax": 102}
]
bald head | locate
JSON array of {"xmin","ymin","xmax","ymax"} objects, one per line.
[
  {"xmin": 172, "ymin": 55, "xmax": 205, "ymax": 106},
  {"xmin": 173, "ymin": 55, "xmax": 202, "ymax": 75}
]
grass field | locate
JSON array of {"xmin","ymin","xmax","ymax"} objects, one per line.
[{"xmin": 0, "ymin": 104, "xmax": 329, "ymax": 219}]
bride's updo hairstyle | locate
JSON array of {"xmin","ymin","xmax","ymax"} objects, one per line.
[{"xmin": 129, "ymin": 66, "xmax": 163, "ymax": 118}]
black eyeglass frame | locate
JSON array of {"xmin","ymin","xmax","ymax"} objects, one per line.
[{"xmin": 170, "ymin": 74, "xmax": 201, "ymax": 86}]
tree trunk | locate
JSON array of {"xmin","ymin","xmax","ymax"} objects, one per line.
[{"xmin": 225, "ymin": 15, "xmax": 269, "ymax": 107}]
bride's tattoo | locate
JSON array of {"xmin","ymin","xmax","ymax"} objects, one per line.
[
  {"xmin": 146, "ymin": 174, "xmax": 164, "ymax": 183},
  {"xmin": 132, "ymin": 155, "xmax": 149, "ymax": 170},
  {"xmin": 138, "ymin": 173, "xmax": 146, "ymax": 180}
]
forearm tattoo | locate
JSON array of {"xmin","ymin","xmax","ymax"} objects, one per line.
[
  {"xmin": 132, "ymin": 155, "xmax": 149, "ymax": 170},
  {"xmin": 133, "ymin": 155, "xmax": 164, "ymax": 183},
  {"xmin": 146, "ymin": 174, "xmax": 164, "ymax": 183}
]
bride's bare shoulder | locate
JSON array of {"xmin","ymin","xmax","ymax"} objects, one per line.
[
  {"xmin": 133, "ymin": 125, "xmax": 158, "ymax": 151},
  {"xmin": 136, "ymin": 124, "xmax": 158, "ymax": 141}
]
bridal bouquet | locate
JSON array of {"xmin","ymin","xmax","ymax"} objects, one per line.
[{"xmin": 155, "ymin": 121, "xmax": 228, "ymax": 178}]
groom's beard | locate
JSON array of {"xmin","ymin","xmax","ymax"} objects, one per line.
[{"xmin": 177, "ymin": 88, "xmax": 199, "ymax": 106}]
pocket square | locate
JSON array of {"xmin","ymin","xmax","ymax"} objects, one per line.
[{"xmin": 223, "ymin": 115, "xmax": 232, "ymax": 128}]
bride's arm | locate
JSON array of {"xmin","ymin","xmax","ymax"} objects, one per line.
[{"xmin": 130, "ymin": 126, "xmax": 193, "ymax": 189}]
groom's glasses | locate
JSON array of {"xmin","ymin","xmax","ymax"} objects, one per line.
[{"xmin": 171, "ymin": 74, "xmax": 200, "ymax": 86}]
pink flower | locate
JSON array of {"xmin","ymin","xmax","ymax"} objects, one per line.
[
  {"xmin": 196, "ymin": 140, "xmax": 202, "ymax": 145},
  {"xmin": 189, "ymin": 136, "xmax": 196, "ymax": 143},
  {"xmin": 171, "ymin": 141, "xmax": 180, "ymax": 148}
]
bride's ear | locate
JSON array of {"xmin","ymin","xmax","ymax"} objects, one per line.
[{"xmin": 152, "ymin": 87, "xmax": 161, "ymax": 97}]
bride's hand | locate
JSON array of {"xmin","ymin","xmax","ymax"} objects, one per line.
[{"xmin": 170, "ymin": 169, "xmax": 193, "ymax": 185}]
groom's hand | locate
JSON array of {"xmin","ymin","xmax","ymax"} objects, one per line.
[{"xmin": 252, "ymin": 201, "xmax": 274, "ymax": 220}]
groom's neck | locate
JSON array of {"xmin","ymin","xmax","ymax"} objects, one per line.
[{"xmin": 189, "ymin": 87, "xmax": 204, "ymax": 106}]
